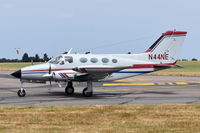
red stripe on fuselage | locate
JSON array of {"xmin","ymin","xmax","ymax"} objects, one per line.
[
  {"xmin": 22, "ymin": 68, "xmax": 71, "ymax": 73},
  {"xmin": 131, "ymin": 62, "xmax": 176, "ymax": 69}
]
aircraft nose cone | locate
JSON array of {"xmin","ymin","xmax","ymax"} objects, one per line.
[{"xmin": 11, "ymin": 70, "xmax": 21, "ymax": 79}]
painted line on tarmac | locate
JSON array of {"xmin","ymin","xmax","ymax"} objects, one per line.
[
  {"xmin": 116, "ymin": 78, "xmax": 149, "ymax": 82},
  {"xmin": 96, "ymin": 89, "xmax": 130, "ymax": 92},
  {"xmin": 103, "ymin": 82, "xmax": 200, "ymax": 86},
  {"xmin": 103, "ymin": 83, "xmax": 155, "ymax": 86}
]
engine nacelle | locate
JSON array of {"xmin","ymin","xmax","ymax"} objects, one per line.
[{"xmin": 52, "ymin": 70, "xmax": 86, "ymax": 81}]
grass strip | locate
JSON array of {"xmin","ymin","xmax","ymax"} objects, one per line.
[{"xmin": 0, "ymin": 105, "xmax": 200, "ymax": 133}]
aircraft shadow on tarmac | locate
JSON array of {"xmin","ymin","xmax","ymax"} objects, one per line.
[
  {"xmin": 24, "ymin": 90, "xmax": 177, "ymax": 99},
  {"xmin": 0, "ymin": 88, "xmax": 177, "ymax": 99},
  {"xmin": 46, "ymin": 91, "xmax": 133, "ymax": 99}
]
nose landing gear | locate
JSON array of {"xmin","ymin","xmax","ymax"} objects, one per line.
[
  {"xmin": 17, "ymin": 88, "xmax": 26, "ymax": 97},
  {"xmin": 17, "ymin": 81, "xmax": 26, "ymax": 97}
]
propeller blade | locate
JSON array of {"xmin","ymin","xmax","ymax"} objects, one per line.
[
  {"xmin": 49, "ymin": 63, "xmax": 52, "ymax": 87},
  {"xmin": 49, "ymin": 63, "xmax": 51, "ymax": 74}
]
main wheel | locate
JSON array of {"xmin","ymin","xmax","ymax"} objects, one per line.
[
  {"xmin": 17, "ymin": 89, "xmax": 26, "ymax": 97},
  {"xmin": 65, "ymin": 86, "xmax": 74, "ymax": 95},
  {"xmin": 83, "ymin": 88, "xmax": 93, "ymax": 97}
]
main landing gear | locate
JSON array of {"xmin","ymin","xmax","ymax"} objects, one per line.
[
  {"xmin": 65, "ymin": 81, "xmax": 74, "ymax": 95},
  {"xmin": 65, "ymin": 81, "xmax": 93, "ymax": 97},
  {"xmin": 82, "ymin": 81, "xmax": 93, "ymax": 97}
]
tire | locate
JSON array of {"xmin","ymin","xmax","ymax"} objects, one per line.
[
  {"xmin": 17, "ymin": 89, "xmax": 26, "ymax": 97},
  {"xmin": 65, "ymin": 86, "xmax": 74, "ymax": 95},
  {"xmin": 83, "ymin": 88, "xmax": 93, "ymax": 97}
]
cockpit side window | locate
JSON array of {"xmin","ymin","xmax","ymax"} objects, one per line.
[
  {"xmin": 48, "ymin": 56, "xmax": 62, "ymax": 64},
  {"xmin": 65, "ymin": 56, "xmax": 73, "ymax": 63},
  {"xmin": 49, "ymin": 56, "xmax": 73, "ymax": 64}
]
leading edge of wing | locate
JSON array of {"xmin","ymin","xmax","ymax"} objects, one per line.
[{"xmin": 72, "ymin": 65, "xmax": 131, "ymax": 74}]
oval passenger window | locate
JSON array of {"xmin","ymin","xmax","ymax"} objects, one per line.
[
  {"xmin": 112, "ymin": 59, "xmax": 118, "ymax": 63},
  {"xmin": 102, "ymin": 58, "xmax": 109, "ymax": 63},
  {"xmin": 80, "ymin": 57, "xmax": 88, "ymax": 63},
  {"xmin": 90, "ymin": 58, "xmax": 98, "ymax": 63}
]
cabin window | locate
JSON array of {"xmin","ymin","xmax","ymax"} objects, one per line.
[
  {"xmin": 80, "ymin": 57, "xmax": 88, "ymax": 63},
  {"xmin": 65, "ymin": 56, "xmax": 73, "ymax": 63},
  {"xmin": 112, "ymin": 59, "xmax": 118, "ymax": 63},
  {"xmin": 102, "ymin": 58, "xmax": 109, "ymax": 63},
  {"xmin": 90, "ymin": 58, "xmax": 98, "ymax": 63}
]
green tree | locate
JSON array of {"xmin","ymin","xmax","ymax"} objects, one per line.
[
  {"xmin": 22, "ymin": 53, "xmax": 30, "ymax": 62},
  {"xmin": 192, "ymin": 58, "xmax": 198, "ymax": 61},
  {"xmin": 43, "ymin": 53, "xmax": 49, "ymax": 62},
  {"xmin": 35, "ymin": 54, "xmax": 40, "ymax": 62}
]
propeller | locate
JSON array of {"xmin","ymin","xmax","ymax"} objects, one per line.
[{"xmin": 49, "ymin": 63, "xmax": 52, "ymax": 87}]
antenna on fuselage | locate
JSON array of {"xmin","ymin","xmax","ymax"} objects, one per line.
[
  {"xmin": 63, "ymin": 48, "xmax": 73, "ymax": 54},
  {"xmin": 67, "ymin": 48, "xmax": 73, "ymax": 54}
]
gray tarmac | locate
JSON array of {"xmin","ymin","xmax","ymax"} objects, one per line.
[{"xmin": 0, "ymin": 71, "xmax": 200, "ymax": 105}]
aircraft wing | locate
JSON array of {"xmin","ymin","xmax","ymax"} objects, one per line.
[{"xmin": 72, "ymin": 65, "xmax": 130, "ymax": 81}]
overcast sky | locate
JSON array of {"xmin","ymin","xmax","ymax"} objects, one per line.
[{"xmin": 0, "ymin": 0, "xmax": 199, "ymax": 59}]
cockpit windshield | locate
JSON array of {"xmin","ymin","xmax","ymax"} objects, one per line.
[
  {"xmin": 48, "ymin": 55, "xmax": 73, "ymax": 64},
  {"xmin": 48, "ymin": 56, "xmax": 63, "ymax": 64}
]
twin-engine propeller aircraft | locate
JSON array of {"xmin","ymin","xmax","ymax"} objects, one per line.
[{"xmin": 11, "ymin": 30, "xmax": 187, "ymax": 97}]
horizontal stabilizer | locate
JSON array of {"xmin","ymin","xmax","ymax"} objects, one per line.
[{"xmin": 154, "ymin": 65, "xmax": 183, "ymax": 69}]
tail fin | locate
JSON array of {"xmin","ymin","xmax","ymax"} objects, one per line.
[{"xmin": 145, "ymin": 30, "xmax": 187, "ymax": 63}]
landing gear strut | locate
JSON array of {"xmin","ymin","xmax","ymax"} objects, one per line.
[
  {"xmin": 65, "ymin": 81, "xmax": 74, "ymax": 95},
  {"xmin": 82, "ymin": 81, "xmax": 93, "ymax": 97}
]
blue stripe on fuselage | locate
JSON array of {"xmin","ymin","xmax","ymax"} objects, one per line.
[{"xmin": 115, "ymin": 71, "xmax": 153, "ymax": 73}]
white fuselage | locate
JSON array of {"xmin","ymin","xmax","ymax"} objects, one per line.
[{"xmin": 21, "ymin": 53, "xmax": 157, "ymax": 82}]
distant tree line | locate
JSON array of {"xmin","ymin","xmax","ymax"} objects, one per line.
[
  {"xmin": 21, "ymin": 53, "xmax": 50, "ymax": 62},
  {"xmin": 0, "ymin": 54, "xmax": 199, "ymax": 63},
  {"xmin": 0, "ymin": 53, "xmax": 51, "ymax": 63},
  {"xmin": 179, "ymin": 58, "xmax": 199, "ymax": 61}
]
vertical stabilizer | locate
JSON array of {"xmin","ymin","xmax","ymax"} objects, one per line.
[{"xmin": 144, "ymin": 31, "xmax": 187, "ymax": 63}]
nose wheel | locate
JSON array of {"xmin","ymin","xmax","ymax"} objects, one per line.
[{"xmin": 17, "ymin": 88, "xmax": 26, "ymax": 97}]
